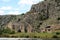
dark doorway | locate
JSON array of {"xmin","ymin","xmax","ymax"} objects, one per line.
[
  {"xmin": 18, "ymin": 29, "xmax": 21, "ymax": 32},
  {"xmin": 25, "ymin": 28, "xmax": 27, "ymax": 33},
  {"xmin": 48, "ymin": 29, "xmax": 50, "ymax": 31},
  {"xmin": 46, "ymin": 26, "xmax": 51, "ymax": 28},
  {"xmin": 12, "ymin": 25, "xmax": 15, "ymax": 29}
]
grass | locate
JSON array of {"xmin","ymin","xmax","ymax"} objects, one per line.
[
  {"xmin": 0, "ymin": 32, "xmax": 60, "ymax": 38},
  {"xmin": 0, "ymin": 32, "xmax": 54, "ymax": 38}
]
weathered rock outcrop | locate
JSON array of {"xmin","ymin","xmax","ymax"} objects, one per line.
[{"xmin": 30, "ymin": 0, "xmax": 60, "ymax": 18}]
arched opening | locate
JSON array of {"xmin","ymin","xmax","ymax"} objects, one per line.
[
  {"xmin": 46, "ymin": 26, "xmax": 51, "ymax": 28},
  {"xmin": 18, "ymin": 29, "xmax": 21, "ymax": 32}
]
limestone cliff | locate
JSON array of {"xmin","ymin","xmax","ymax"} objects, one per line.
[{"xmin": 0, "ymin": 0, "xmax": 60, "ymax": 33}]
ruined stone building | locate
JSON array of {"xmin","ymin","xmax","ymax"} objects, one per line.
[
  {"xmin": 40, "ymin": 24, "xmax": 60, "ymax": 33},
  {"xmin": 6, "ymin": 21, "xmax": 32, "ymax": 33}
]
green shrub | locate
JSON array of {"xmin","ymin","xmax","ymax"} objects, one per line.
[
  {"xmin": 57, "ymin": 17, "xmax": 60, "ymax": 20},
  {"xmin": 25, "ymin": 35, "xmax": 29, "ymax": 38},
  {"xmin": 10, "ymin": 31, "xmax": 15, "ymax": 34},
  {"xmin": 3, "ymin": 28, "xmax": 11, "ymax": 34},
  {"xmin": 56, "ymin": 32, "xmax": 60, "ymax": 35},
  {"xmin": 34, "ymin": 36, "xmax": 37, "ymax": 38},
  {"xmin": 11, "ymin": 35, "xmax": 18, "ymax": 38},
  {"xmin": 52, "ymin": 35, "xmax": 58, "ymax": 38},
  {"xmin": 21, "ymin": 13, "xmax": 24, "ymax": 15},
  {"xmin": 0, "ymin": 28, "xmax": 15, "ymax": 34},
  {"xmin": 0, "ymin": 29, "xmax": 3, "ymax": 35},
  {"xmin": 2, "ymin": 34, "xmax": 10, "ymax": 37}
]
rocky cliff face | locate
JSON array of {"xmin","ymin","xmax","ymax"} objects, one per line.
[
  {"xmin": 0, "ymin": 0, "xmax": 60, "ymax": 33},
  {"xmin": 31, "ymin": 0, "xmax": 60, "ymax": 18}
]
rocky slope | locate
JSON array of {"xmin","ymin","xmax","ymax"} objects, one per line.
[{"xmin": 0, "ymin": 0, "xmax": 60, "ymax": 33}]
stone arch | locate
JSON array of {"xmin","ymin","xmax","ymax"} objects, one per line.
[
  {"xmin": 18, "ymin": 29, "xmax": 21, "ymax": 32},
  {"xmin": 25, "ymin": 22, "xmax": 32, "ymax": 33}
]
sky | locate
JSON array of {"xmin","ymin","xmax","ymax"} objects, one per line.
[{"xmin": 0, "ymin": 0, "xmax": 44, "ymax": 15}]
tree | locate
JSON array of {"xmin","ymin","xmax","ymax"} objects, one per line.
[{"xmin": 0, "ymin": 27, "xmax": 15, "ymax": 34}]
